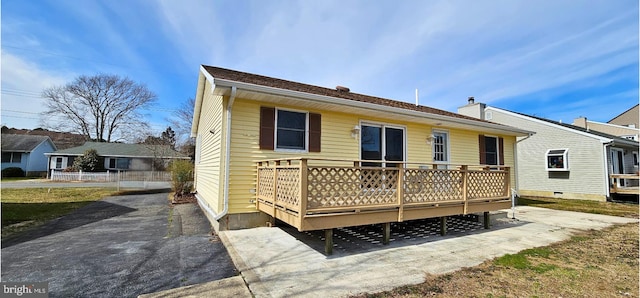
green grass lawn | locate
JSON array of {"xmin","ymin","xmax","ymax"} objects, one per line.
[
  {"xmin": 1, "ymin": 187, "xmax": 119, "ymax": 239},
  {"xmin": 518, "ymin": 196, "xmax": 639, "ymax": 218}
]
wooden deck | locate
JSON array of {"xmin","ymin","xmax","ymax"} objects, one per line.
[
  {"xmin": 256, "ymin": 158, "xmax": 512, "ymax": 235},
  {"xmin": 610, "ymin": 174, "xmax": 640, "ymax": 195}
]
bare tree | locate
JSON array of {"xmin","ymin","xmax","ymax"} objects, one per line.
[
  {"xmin": 168, "ymin": 97, "xmax": 195, "ymax": 144},
  {"xmin": 41, "ymin": 74, "xmax": 156, "ymax": 142}
]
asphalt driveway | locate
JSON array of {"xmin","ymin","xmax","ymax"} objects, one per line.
[{"xmin": 1, "ymin": 192, "xmax": 237, "ymax": 297}]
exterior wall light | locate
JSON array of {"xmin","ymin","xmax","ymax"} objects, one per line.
[{"xmin": 351, "ymin": 125, "xmax": 360, "ymax": 139}]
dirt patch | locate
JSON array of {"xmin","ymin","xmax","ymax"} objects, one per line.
[
  {"xmin": 171, "ymin": 192, "xmax": 197, "ymax": 205},
  {"xmin": 356, "ymin": 223, "xmax": 639, "ymax": 298}
]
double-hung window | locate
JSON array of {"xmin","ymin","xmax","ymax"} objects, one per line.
[
  {"xmin": 259, "ymin": 107, "xmax": 321, "ymax": 152},
  {"xmin": 546, "ymin": 149, "xmax": 569, "ymax": 171},
  {"xmin": 276, "ymin": 109, "xmax": 307, "ymax": 151}
]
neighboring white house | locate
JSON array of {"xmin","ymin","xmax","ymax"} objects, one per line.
[
  {"xmin": 1, "ymin": 134, "xmax": 57, "ymax": 176},
  {"xmin": 459, "ymin": 98, "xmax": 639, "ymax": 201},
  {"xmin": 46, "ymin": 142, "xmax": 189, "ymax": 172}
]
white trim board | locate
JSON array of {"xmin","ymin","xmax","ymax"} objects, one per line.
[{"xmin": 485, "ymin": 107, "xmax": 612, "ymax": 143}]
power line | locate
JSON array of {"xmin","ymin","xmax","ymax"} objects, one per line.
[
  {"xmin": 2, "ymin": 88, "xmax": 42, "ymax": 95},
  {"xmin": 1, "ymin": 114, "xmax": 41, "ymax": 120},
  {"xmin": 1, "ymin": 109, "xmax": 41, "ymax": 115}
]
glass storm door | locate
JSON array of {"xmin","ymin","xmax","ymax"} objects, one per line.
[
  {"xmin": 611, "ymin": 149, "xmax": 624, "ymax": 187},
  {"xmin": 360, "ymin": 124, "xmax": 405, "ymax": 166}
]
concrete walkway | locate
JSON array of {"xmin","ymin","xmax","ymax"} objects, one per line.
[{"xmin": 215, "ymin": 206, "xmax": 637, "ymax": 298}]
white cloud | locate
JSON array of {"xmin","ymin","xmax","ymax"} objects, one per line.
[
  {"xmin": 1, "ymin": 51, "xmax": 72, "ymax": 129},
  {"xmin": 5, "ymin": 0, "xmax": 635, "ymax": 130},
  {"xmin": 150, "ymin": 0, "xmax": 227, "ymax": 71}
]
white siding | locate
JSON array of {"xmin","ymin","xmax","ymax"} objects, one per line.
[{"xmin": 488, "ymin": 109, "xmax": 607, "ymax": 199}]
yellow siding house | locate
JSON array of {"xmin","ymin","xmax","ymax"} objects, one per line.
[{"xmin": 191, "ymin": 65, "xmax": 531, "ymax": 232}]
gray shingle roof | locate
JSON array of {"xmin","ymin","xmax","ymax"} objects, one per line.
[
  {"xmin": 1, "ymin": 134, "xmax": 55, "ymax": 152},
  {"xmin": 202, "ymin": 65, "xmax": 491, "ymax": 123},
  {"xmin": 49, "ymin": 142, "xmax": 189, "ymax": 159},
  {"xmin": 509, "ymin": 110, "xmax": 639, "ymax": 147}
]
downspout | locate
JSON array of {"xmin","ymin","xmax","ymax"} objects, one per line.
[
  {"xmin": 511, "ymin": 133, "xmax": 533, "ymax": 219},
  {"xmin": 216, "ymin": 86, "xmax": 237, "ymax": 221},
  {"xmin": 602, "ymin": 141, "xmax": 613, "ymax": 199}
]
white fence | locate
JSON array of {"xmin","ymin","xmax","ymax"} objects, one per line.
[{"xmin": 50, "ymin": 170, "xmax": 172, "ymax": 182}]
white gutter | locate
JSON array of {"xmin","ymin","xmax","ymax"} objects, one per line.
[
  {"xmin": 212, "ymin": 78, "xmax": 532, "ymax": 137},
  {"xmin": 215, "ymin": 85, "xmax": 237, "ymax": 220},
  {"xmin": 602, "ymin": 141, "xmax": 612, "ymax": 199},
  {"xmin": 191, "ymin": 73, "xmax": 207, "ymax": 138}
]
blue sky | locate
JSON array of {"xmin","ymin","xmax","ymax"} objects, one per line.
[{"xmin": 1, "ymin": 0, "xmax": 638, "ymax": 140}]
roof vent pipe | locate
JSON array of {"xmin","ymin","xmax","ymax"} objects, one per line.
[
  {"xmin": 415, "ymin": 89, "xmax": 419, "ymax": 106},
  {"xmin": 336, "ymin": 86, "xmax": 350, "ymax": 92},
  {"xmin": 468, "ymin": 96, "xmax": 475, "ymax": 104}
]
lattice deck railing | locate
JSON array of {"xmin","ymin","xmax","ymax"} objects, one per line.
[{"xmin": 256, "ymin": 158, "xmax": 511, "ymax": 231}]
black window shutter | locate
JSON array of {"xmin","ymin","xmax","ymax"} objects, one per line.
[
  {"xmin": 259, "ymin": 107, "xmax": 275, "ymax": 150},
  {"xmin": 308, "ymin": 113, "xmax": 321, "ymax": 152},
  {"xmin": 479, "ymin": 135, "xmax": 486, "ymax": 165},
  {"xmin": 498, "ymin": 137, "xmax": 504, "ymax": 165}
]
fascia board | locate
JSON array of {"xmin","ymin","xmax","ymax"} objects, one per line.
[
  {"xmin": 212, "ymin": 78, "xmax": 532, "ymax": 136},
  {"xmin": 587, "ymin": 120, "xmax": 640, "ymax": 131},
  {"xmin": 486, "ymin": 107, "xmax": 613, "ymax": 143}
]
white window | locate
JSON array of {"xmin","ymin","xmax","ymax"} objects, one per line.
[
  {"xmin": 55, "ymin": 157, "xmax": 64, "ymax": 169},
  {"xmin": 432, "ymin": 131, "xmax": 449, "ymax": 163},
  {"xmin": 546, "ymin": 149, "xmax": 569, "ymax": 171},
  {"xmin": 275, "ymin": 109, "xmax": 308, "ymax": 151},
  {"xmin": 484, "ymin": 136, "xmax": 500, "ymax": 166},
  {"xmin": 633, "ymin": 151, "xmax": 638, "ymax": 166}
]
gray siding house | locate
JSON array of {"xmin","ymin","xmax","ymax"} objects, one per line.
[
  {"xmin": 1, "ymin": 134, "xmax": 57, "ymax": 176},
  {"xmin": 46, "ymin": 142, "xmax": 189, "ymax": 172},
  {"xmin": 459, "ymin": 99, "xmax": 639, "ymax": 201}
]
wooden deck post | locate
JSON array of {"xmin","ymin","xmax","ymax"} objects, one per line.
[
  {"xmin": 256, "ymin": 162, "xmax": 262, "ymax": 212},
  {"xmin": 397, "ymin": 163, "xmax": 404, "ymax": 222},
  {"xmin": 461, "ymin": 165, "xmax": 469, "ymax": 214},
  {"xmin": 504, "ymin": 167, "xmax": 511, "ymax": 198},
  {"xmin": 299, "ymin": 159, "xmax": 308, "ymax": 228},
  {"xmin": 484, "ymin": 211, "xmax": 490, "ymax": 229},
  {"xmin": 440, "ymin": 217, "xmax": 447, "ymax": 236},
  {"xmin": 382, "ymin": 222, "xmax": 391, "ymax": 245},
  {"xmin": 324, "ymin": 229, "xmax": 333, "ymax": 255},
  {"xmin": 272, "ymin": 161, "xmax": 278, "ymax": 217}
]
